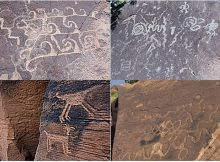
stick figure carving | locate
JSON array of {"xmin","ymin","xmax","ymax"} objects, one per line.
[
  {"xmin": 179, "ymin": 2, "xmax": 189, "ymax": 14},
  {"xmin": 204, "ymin": 19, "xmax": 219, "ymax": 41},
  {"xmin": 56, "ymin": 85, "xmax": 102, "ymax": 123}
]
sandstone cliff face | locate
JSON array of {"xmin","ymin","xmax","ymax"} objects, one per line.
[
  {"xmin": 112, "ymin": 81, "xmax": 220, "ymax": 160},
  {"xmin": 35, "ymin": 81, "xmax": 110, "ymax": 160},
  {"xmin": 0, "ymin": 81, "xmax": 48, "ymax": 160},
  {"xmin": 196, "ymin": 124, "xmax": 220, "ymax": 160}
]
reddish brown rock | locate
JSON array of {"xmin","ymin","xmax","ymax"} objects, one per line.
[
  {"xmin": 196, "ymin": 124, "xmax": 220, "ymax": 160},
  {"xmin": 35, "ymin": 81, "xmax": 110, "ymax": 161},
  {"xmin": 112, "ymin": 81, "xmax": 220, "ymax": 160},
  {"xmin": 0, "ymin": 81, "xmax": 48, "ymax": 160},
  {"xmin": 111, "ymin": 86, "xmax": 118, "ymax": 153}
]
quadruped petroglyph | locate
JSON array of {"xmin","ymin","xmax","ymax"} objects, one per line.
[
  {"xmin": 0, "ymin": 1, "xmax": 110, "ymax": 80},
  {"xmin": 56, "ymin": 85, "xmax": 102, "ymax": 123},
  {"xmin": 111, "ymin": 1, "xmax": 220, "ymax": 80},
  {"xmin": 44, "ymin": 128, "xmax": 71, "ymax": 155},
  {"xmin": 35, "ymin": 81, "xmax": 110, "ymax": 161}
]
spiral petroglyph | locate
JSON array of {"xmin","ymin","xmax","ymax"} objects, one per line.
[
  {"xmin": 111, "ymin": 1, "xmax": 220, "ymax": 80},
  {"xmin": 0, "ymin": 1, "xmax": 110, "ymax": 80}
]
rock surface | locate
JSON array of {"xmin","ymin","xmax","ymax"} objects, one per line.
[
  {"xmin": 111, "ymin": 85, "xmax": 119, "ymax": 153},
  {"xmin": 196, "ymin": 124, "xmax": 220, "ymax": 160},
  {"xmin": 112, "ymin": 81, "xmax": 220, "ymax": 160},
  {"xmin": 0, "ymin": 1, "xmax": 110, "ymax": 80},
  {"xmin": 35, "ymin": 80, "xmax": 110, "ymax": 161},
  {"xmin": 0, "ymin": 81, "xmax": 48, "ymax": 160},
  {"xmin": 111, "ymin": 1, "xmax": 220, "ymax": 80}
]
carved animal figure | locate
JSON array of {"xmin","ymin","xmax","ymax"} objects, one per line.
[
  {"xmin": 44, "ymin": 130, "xmax": 71, "ymax": 155},
  {"xmin": 56, "ymin": 85, "xmax": 102, "ymax": 123}
]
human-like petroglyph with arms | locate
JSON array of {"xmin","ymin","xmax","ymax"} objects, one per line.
[
  {"xmin": 0, "ymin": 1, "xmax": 110, "ymax": 80},
  {"xmin": 111, "ymin": 1, "xmax": 220, "ymax": 80}
]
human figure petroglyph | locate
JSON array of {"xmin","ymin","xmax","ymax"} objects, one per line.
[
  {"xmin": 44, "ymin": 129, "xmax": 71, "ymax": 155},
  {"xmin": 204, "ymin": 19, "xmax": 219, "ymax": 42},
  {"xmin": 56, "ymin": 85, "xmax": 102, "ymax": 123},
  {"xmin": 179, "ymin": 2, "xmax": 189, "ymax": 14},
  {"xmin": 181, "ymin": 16, "xmax": 218, "ymax": 42}
]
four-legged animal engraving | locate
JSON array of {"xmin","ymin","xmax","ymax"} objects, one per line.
[
  {"xmin": 44, "ymin": 129, "xmax": 71, "ymax": 155},
  {"xmin": 56, "ymin": 85, "xmax": 102, "ymax": 123}
]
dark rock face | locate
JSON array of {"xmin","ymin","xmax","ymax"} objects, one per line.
[
  {"xmin": 112, "ymin": 81, "xmax": 220, "ymax": 160},
  {"xmin": 111, "ymin": 1, "xmax": 220, "ymax": 80},
  {"xmin": 35, "ymin": 80, "xmax": 110, "ymax": 161},
  {"xmin": 0, "ymin": 1, "xmax": 110, "ymax": 80}
]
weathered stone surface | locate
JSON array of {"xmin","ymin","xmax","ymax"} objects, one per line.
[
  {"xmin": 111, "ymin": 1, "xmax": 220, "ymax": 80},
  {"xmin": 35, "ymin": 80, "xmax": 110, "ymax": 161},
  {"xmin": 0, "ymin": 81, "xmax": 48, "ymax": 161},
  {"xmin": 0, "ymin": 1, "xmax": 110, "ymax": 80},
  {"xmin": 196, "ymin": 124, "xmax": 220, "ymax": 160},
  {"xmin": 112, "ymin": 81, "xmax": 220, "ymax": 160}
]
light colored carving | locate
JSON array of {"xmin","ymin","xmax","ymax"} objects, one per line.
[
  {"xmin": 0, "ymin": 5, "xmax": 107, "ymax": 75},
  {"xmin": 204, "ymin": 19, "xmax": 219, "ymax": 42},
  {"xmin": 56, "ymin": 85, "xmax": 101, "ymax": 123},
  {"xmin": 79, "ymin": 31, "xmax": 101, "ymax": 51},
  {"xmin": 0, "ymin": 18, "xmax": 21, "ymax": 45},
  {"xmin": 119, "ymin": 98, "xmax": 220, "ymax": 160},
  {"xmin": 179, "ymin": 2, "xmax": 189, "ymax": 14},
  {"xmin": 170, "ymin": 26, "xmax": 176, "ymax": 35},
  {"xmin": 151, "ymin": 142, "xmax": 164, "ymax": 157},
  {"xmin": 183, "ymin": 17, "xmax": 203, "ymax": 31},
  {"xmin": 124, "ymin": 15, "xmax": 163, "ymax": 36},
  {"xmin": 120, "ymin": 60, "xmax": 131, "ymax": 72},
  {"xmin": 44, "ymin": 129, "xmax": 71, "ymax": 155}
]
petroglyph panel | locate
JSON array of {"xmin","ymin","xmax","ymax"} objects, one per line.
[
  {"xmin": 35, "ymin": 81, "xmax": 110, "ymax": 161},
  {"xmin": 112, "ymin": 81, "xmax": 220, "ymax": 160},
  {"xmin": 111, "ymin": 1, "xmax": 220, "ymax": 80},
  {"xmin": 0, "ymin": 1, "xmax": 110, "ymax": 80}
]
